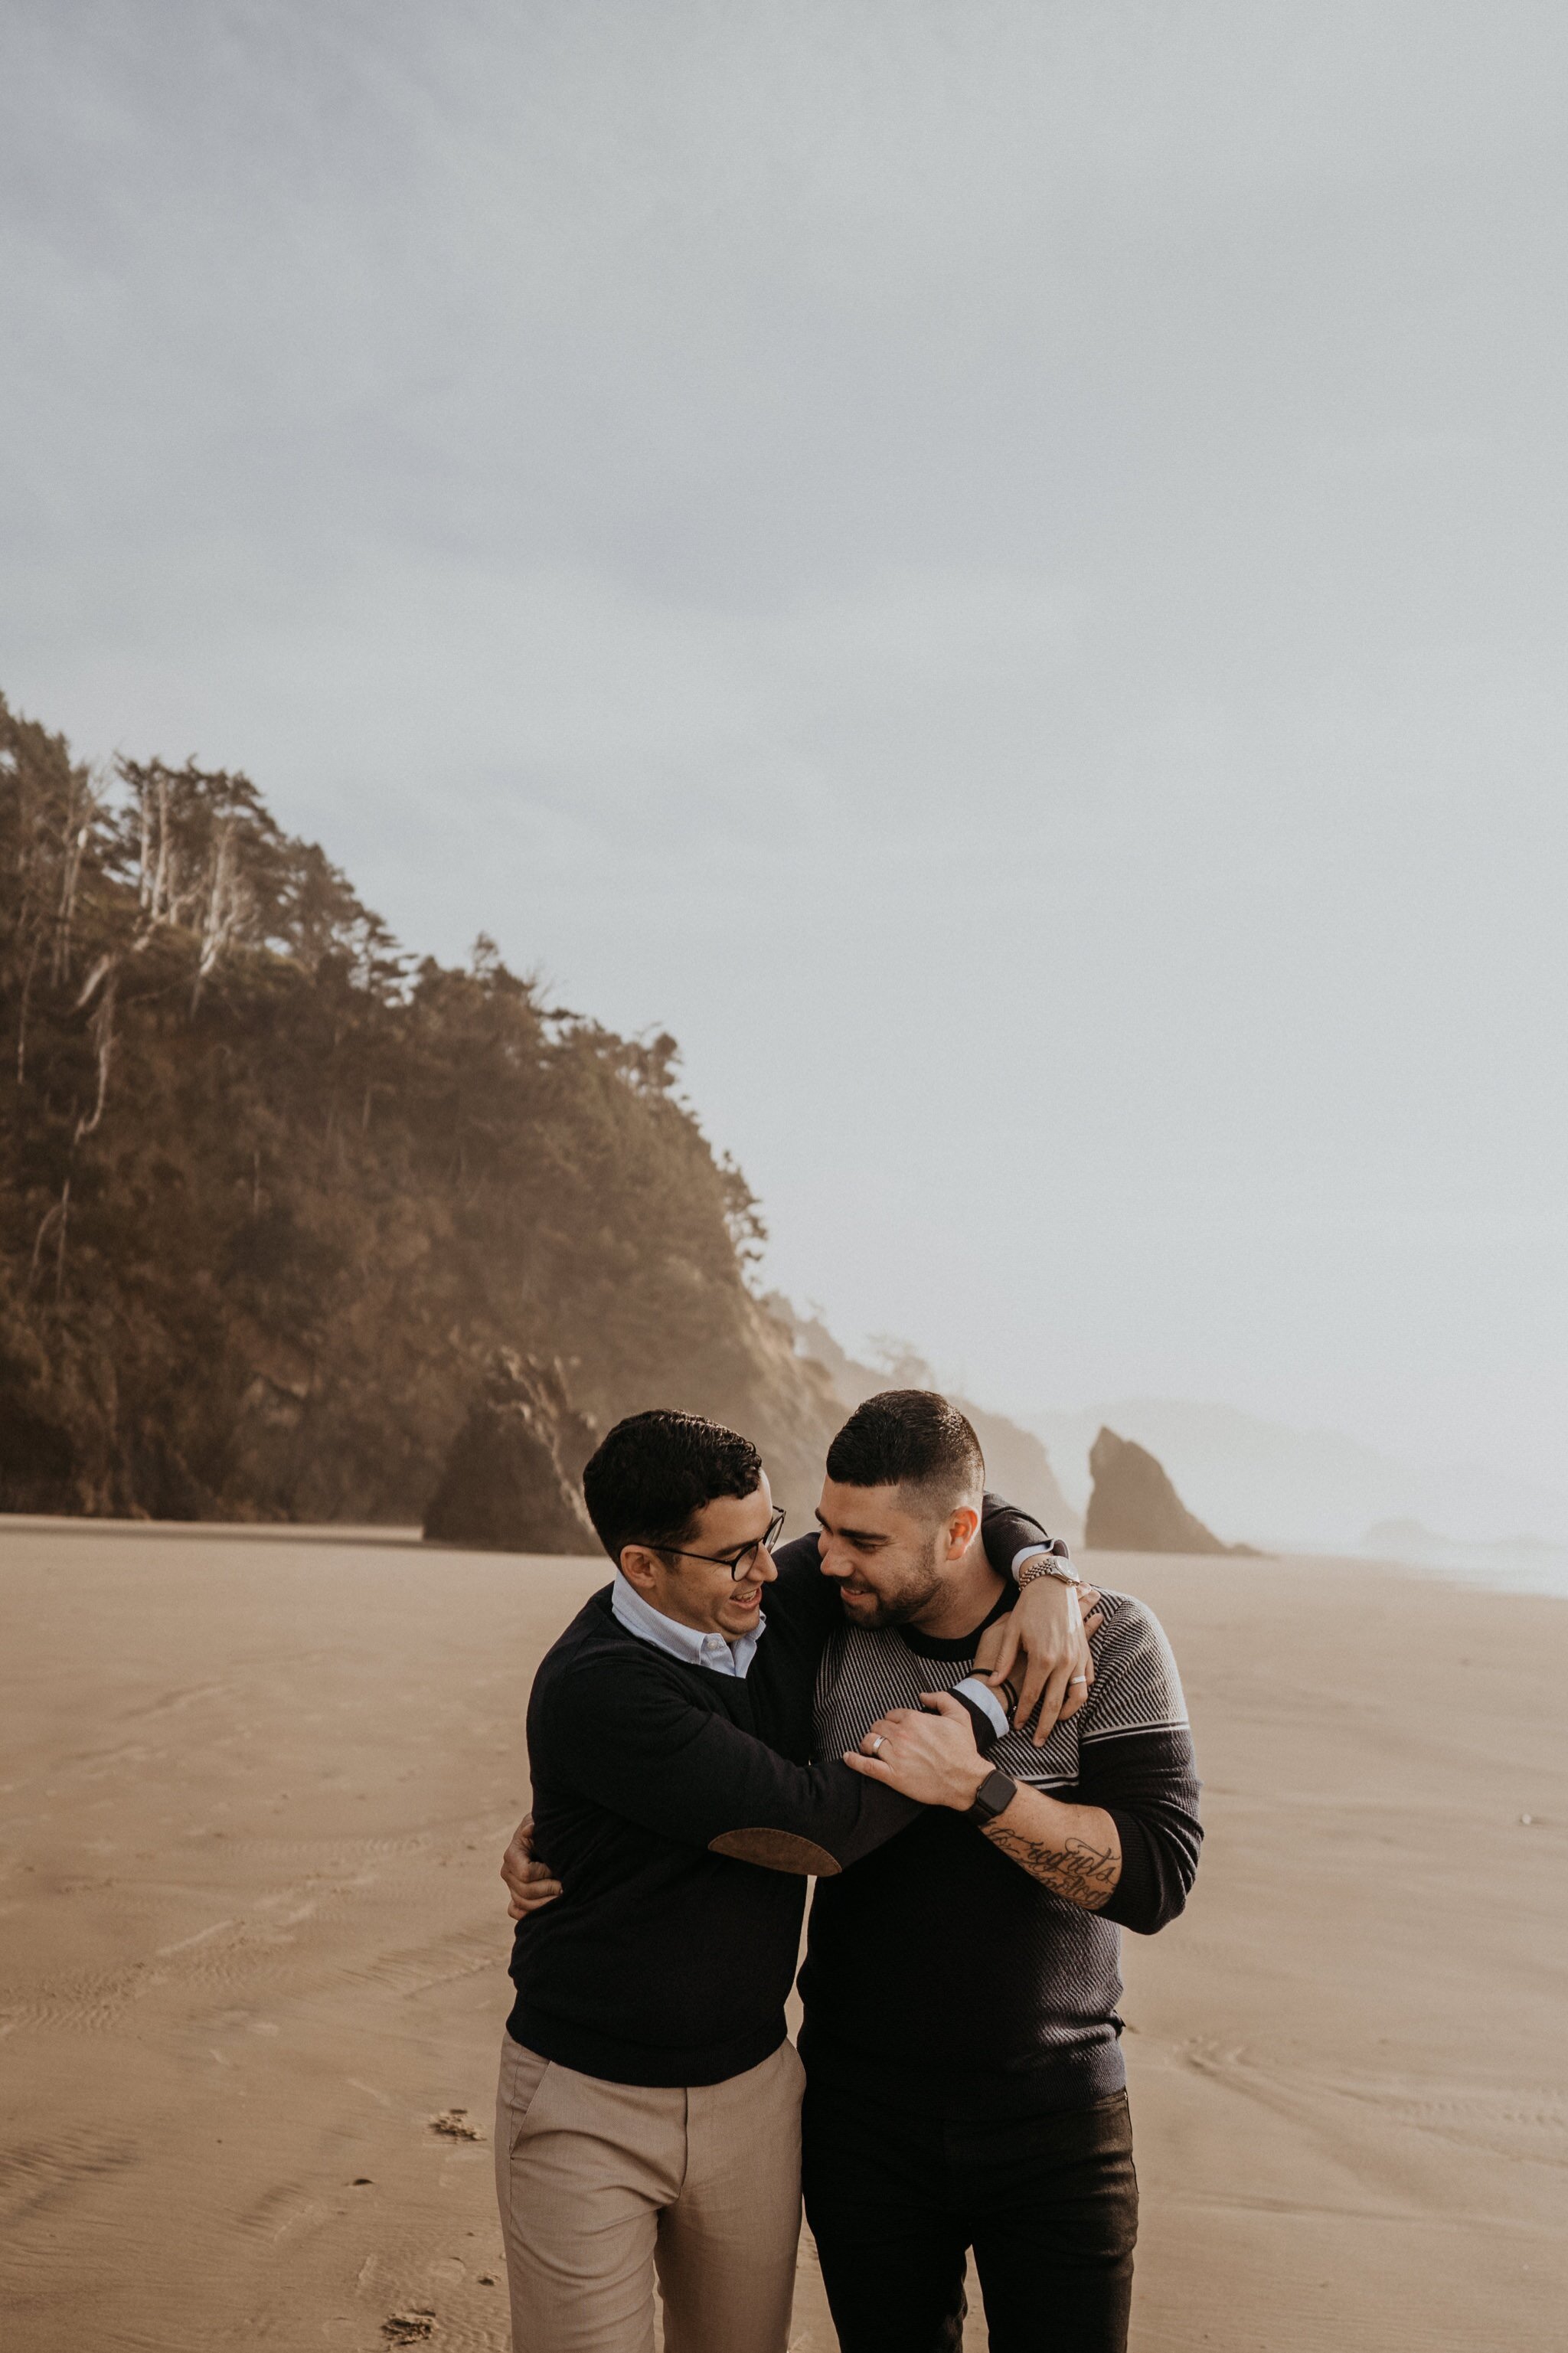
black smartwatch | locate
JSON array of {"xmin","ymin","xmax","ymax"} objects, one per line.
[{"xmin": 965, "ymin": 1767, "xmax": 1018, "ymax": 1825}]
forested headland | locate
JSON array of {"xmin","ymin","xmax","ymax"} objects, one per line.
[{"xmin": 0, "ymin": 691, "xmax": 841, "ymax": 1524}]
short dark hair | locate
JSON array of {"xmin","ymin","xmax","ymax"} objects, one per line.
[
  {"xmin": 825, "ymin": 1389, "xmax": 984, "ymax": 1510},
  {"xmin": 582, "ymin": 1410, "xmax": 763, "ymax": 1567}
]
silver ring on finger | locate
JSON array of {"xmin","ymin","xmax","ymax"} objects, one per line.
[
  {"xmin": 1069, "ymin": 1675, "xmax": 1089, "ymax": 1685},
  {"xmin": 868, "ymin": 1734, "xmax": 886, "ymax": 1755}
]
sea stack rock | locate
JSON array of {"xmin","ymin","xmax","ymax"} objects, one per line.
[
  {"xmin": 423, "ymin": 1351, "xmax": 599, "ymax": 1554},
  {"xmin": 1084, "ymin": 1427, "xmax": 1236, "ymax": 1554}
]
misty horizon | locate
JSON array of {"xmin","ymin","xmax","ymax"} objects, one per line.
[
  {"xmin": 4, "ymin": 16, "xmax": 1566, "ymax": 2350},
  {"xmin": 5, "ymin": 2, "xmax": 1564, "ymax": 1500}
]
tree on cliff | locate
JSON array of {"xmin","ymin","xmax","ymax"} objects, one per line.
[{"xmin": 0, "ymin": 691, "xmax": 836, "ymax": 1523}]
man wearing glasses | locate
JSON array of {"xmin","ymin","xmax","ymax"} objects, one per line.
[{"xmin": 494, "ymin": 1407, "xmax": 1083, "ymax": 2353}]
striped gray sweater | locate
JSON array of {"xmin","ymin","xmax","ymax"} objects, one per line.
[{"xmin": 798, "ymin": 1587, "xmax": 1203, "ymax": 2119}]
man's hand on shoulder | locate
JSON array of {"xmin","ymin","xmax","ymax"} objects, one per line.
[
  {"xmin": 842, "ymin": 1692, "xmax": 990, "ymax": 1811},
  {"xmin": 501, "ymin": 1813, "xmax": 562, "ymax": 1922},
  {"xmin": 979, "ymin": 1578, "xmax": 1103, "ymax": 1747}
]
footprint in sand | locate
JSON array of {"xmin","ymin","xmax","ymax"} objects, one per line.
[{"xmin": 429, "ymin": 2109, "xmax": 482, "ymax": 2141}]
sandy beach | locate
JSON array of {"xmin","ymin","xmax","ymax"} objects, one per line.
[{"xmin": 1, "ymin": 1523, "xmax": 1563, "ymax": 2352}]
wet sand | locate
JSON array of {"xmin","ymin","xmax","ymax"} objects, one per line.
[{"xmin": 1, "ymin": 1524, "xmax": 1563, "ymax": 2351}]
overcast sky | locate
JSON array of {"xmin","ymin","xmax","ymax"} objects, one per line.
[{"xmin": 4, "ymin": 2, "xmax": 1566, "ymax": 1498}]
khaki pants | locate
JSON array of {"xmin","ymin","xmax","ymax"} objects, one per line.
[{"xmin": 494, "ymin": 2032, "xmax": 805, "ymax": 2353}]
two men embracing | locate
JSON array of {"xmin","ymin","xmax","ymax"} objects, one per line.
[{"xmin": 495, "ymin": 1388, "xmax": 1201, "ymax": 2352}]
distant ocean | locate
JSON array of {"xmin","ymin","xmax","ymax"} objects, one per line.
[
  {"xmin": 1375, "ymin": 1553, "xmax": 1568, "ymax": 1602},
  {"xmin": 1348, "ymin": 1530, "xmax": 1568, "ymax": 1601}
]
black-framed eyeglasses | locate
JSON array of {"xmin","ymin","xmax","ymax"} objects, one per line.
[{"xmin": 649, "ymin": 1506, "xmax": 787, "ymax": 1580}]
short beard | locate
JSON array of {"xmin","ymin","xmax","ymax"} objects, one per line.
[{"xmin": 838, "ymin": 1530, "xmax": 946, "ymax": 1629}]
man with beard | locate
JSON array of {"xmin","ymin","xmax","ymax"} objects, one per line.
[
  {"xmin": 795, "ymin": 1388, "xmax": 1201, "ymax": 2351},
  {"xmin": 494, "ymin": 1404, "xmax": 1094, "ymax": 2353}
]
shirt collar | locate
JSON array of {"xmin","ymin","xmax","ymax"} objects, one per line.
[{"xmin": 609, "ymin": 1570, "xmax": 765, "ymax": 1678}]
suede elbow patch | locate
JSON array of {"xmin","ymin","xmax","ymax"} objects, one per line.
[{"xmin": 707, "ymin": 1828, "xmax": 841, "ymax": 1876}]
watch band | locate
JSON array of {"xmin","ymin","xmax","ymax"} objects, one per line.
[
  {"xmin": 1015, "ymin": 1548, "xmax": 1080, "ymax": 1592},
  {"xmin": 965, "ymin": 1767, "xmax": 1019, "ymax": 1825}
]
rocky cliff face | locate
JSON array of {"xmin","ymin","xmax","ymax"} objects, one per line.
[
  {"xmin": 0, "ymin": 692, "xmax": 844, "ymax": 1528},
  {"xmin": 2, "ymin": 688, "xmax": 1066, "ymax": 1543},
  {"xmin": 1085, "ymin": 1426, "xmax": 1255, "ymax": 1554},
  {"xmin": 423, "ymin": 1353, "xmax": 599, "ymax": 1553}
]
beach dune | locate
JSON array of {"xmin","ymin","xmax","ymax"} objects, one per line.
[{"xmin": 1, "ymin": 1524, "xmax": 1563, "ymax": 2351}]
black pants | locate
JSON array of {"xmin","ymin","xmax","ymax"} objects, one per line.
[{"xmin": 802, "ymin": 2080, "xmax": 1138, "ymax": 2353}]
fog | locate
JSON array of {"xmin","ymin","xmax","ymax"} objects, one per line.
[{"xmin": 4, "ymin": 1, "xmax": 1565, "ymax": 1498}]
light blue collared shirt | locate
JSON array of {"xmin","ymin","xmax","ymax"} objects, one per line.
[{"xmin": 610, "ymin": 1570, "xmax": 765, "ymax": 1679}]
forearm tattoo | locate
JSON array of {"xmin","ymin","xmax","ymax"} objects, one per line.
[{"xmin": 982, "ymin": 1823, "xmax": 1120, "ymax": 1910}]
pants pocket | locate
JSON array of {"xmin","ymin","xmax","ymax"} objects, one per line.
[{"xmin": 496, "ymin": 2035, "xmax": 553, "ymax": 2155}]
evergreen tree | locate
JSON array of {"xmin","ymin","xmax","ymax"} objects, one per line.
[{"xmin": 0, "ymin": 691, "xmax": 835, "ymax": 1523}]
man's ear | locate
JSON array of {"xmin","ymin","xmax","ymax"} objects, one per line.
[
  {"xmin": 945, "ymin": 1504, "xmax": 982, "ymax": 1560},
  {"xmin": 619, "ymin": 1544, "xmax": 662, "ymax": 1594}
]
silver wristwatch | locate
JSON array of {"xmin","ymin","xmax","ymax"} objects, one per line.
[{"xmin": 1015, "ymin": 1545, "xmax": 1080, "ymax": 1592}]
